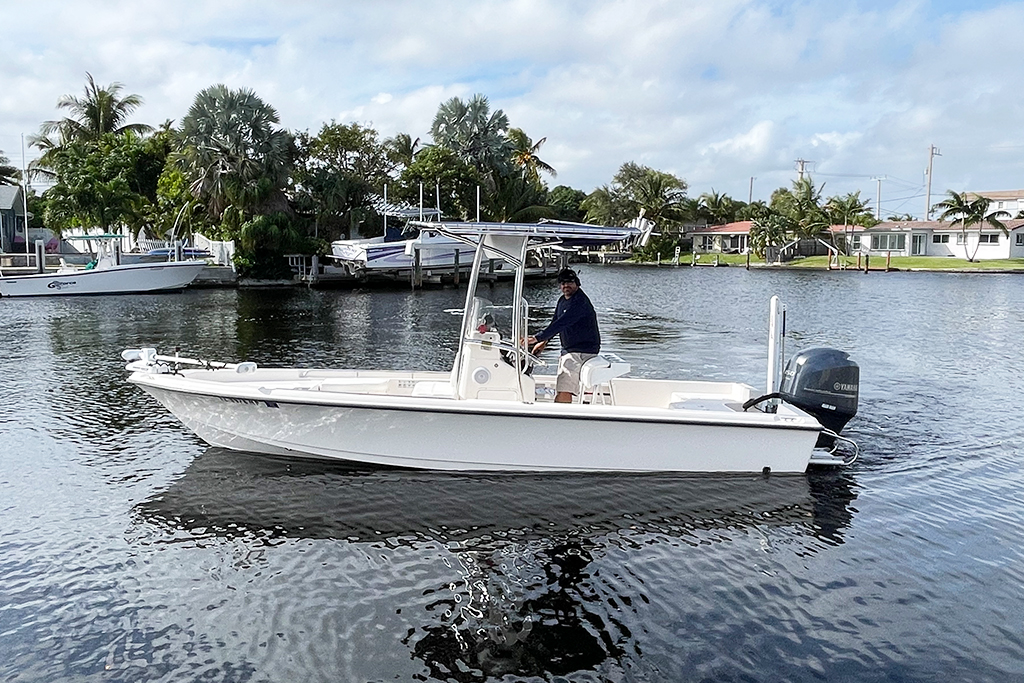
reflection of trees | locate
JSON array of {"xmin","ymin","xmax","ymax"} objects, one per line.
[
  {"xmin": 133, "ymin": 450, "xmax": 858, "ymax": 679},
  {"xmin": 413, "ymin": 537, "xmax": 612, "ymax": 682}
]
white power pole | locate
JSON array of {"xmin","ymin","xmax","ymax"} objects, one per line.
[
  {"xmin": 924, "ymin": 145, "xmax": 941, "ymax": 220},
  {"xmin": 21, "ymin": 134, "xmax": 30, "ymax": 254},
  {"xmin": 871, "ymin": 176, "xmax": 887, "ymax": 219},
  {"xmin": 795, "ymin": 159, "xmax": 812, "ymax": 181},
  {"xmin": 748, "ymin": 176, "xmax": 755, "ymax": 204}
]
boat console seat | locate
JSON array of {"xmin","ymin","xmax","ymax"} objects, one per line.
[{"xmin": 578, "ymin": 355, "xmax": 631, "ymax": 404}]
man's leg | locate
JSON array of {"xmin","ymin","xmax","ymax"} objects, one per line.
[{"xmin": 555, "ymin": 353, "xmax": 597, "ymax": 403}]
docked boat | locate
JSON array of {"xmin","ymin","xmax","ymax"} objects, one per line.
[
  {"xmin": 0, "ymin": 234, "xmax": 208, "ymax": 297},
  {"xmin": 329, "ymin": 206, "xmax": 484, "ymax": 276},
  {"xmin": 122, "ymin": 220, "xmax": 860, "ymax": 473}
]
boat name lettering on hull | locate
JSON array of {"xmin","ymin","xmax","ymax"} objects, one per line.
[{"xmin": 47, "ymin": 280, "xmax": 78, "ymax": 290}]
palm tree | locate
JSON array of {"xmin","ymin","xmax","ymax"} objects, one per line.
[
  {"xmin": 699, "ymin": 189, "xmax": 738, "ymax": 225},
  {"xmin": 35, "ymin": 73, "xmax": 152, "ymax": 144},
  {"xmin": 385, "ymin": 132, "xmax": 421, "ymax": 170},
  {"xmin": 771, "ymin": 177, "xmax": 829, "ymax": 239},
  {"xmin": 749, "ymin": 213, "xmax": 794, "ymax": 259},
  {"xmin": 826, "ymin": 191, "xmax": 873, "ymax": 254},
  {"xmin": 0, "ymin": 151, "xmax": 20, "ymax": 185},
  {"xmin": 175, "ymin": 84, "xmax": 293, "ymax": 222},
  {"xmin": 507, "ymin": 128, "xmax": 556, "ymax": 181},
  {"xmin": 30, "ymin": 73, "xmax": 152, "ymax": 180},
  {"xmin": 583, "ymin": 162, "xmax": 689, "ymax": 228},
  {"xmin": 933, "ymin": 190, "xmax": 1010, "ymax": 262},
  {"xmin": 430, "ymin": 94, "xmax": 513, "ymax": 176}
]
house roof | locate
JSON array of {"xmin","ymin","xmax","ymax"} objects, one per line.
[
  {"xmin": 692, "ymin": 221, "xmax": 752, "ymax": 234},
  {"xmin": 866, "ymin": 219, "xmax": 1024, "ymax": 232},
  {"xmin": 969, "ymin": 190, "xmax": 1024, "ymax": 201},
  {"xmin": 0, "ymin": 185, "xmax": 24, "ymax": 212}
]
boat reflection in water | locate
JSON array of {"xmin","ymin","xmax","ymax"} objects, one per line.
[{"xmin": 134, "ymin": 449, "xmax": 857, "ymax": 680}]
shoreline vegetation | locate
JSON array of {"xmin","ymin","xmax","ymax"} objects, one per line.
[{"xmin": 4, "ymin": 74, "xmax": 1016, "ymax": 279}]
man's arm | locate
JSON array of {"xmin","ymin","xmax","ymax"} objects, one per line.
[{"xmin": 532, "ymin": 298, "xmax": 588, "ymax": 343}]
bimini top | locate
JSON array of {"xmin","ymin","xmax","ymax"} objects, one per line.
[{"xmin": 408, "ymin": 219, "xmax": 640, "ymax": 248}]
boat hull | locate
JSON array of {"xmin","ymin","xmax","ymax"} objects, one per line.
[
  {"xmin": 131, "ymin": 371, "xmax": 822, "ymax": 473},
  {"xmin": 331, "ymin": 236, "xmax": 478, "ymax": 272},
  {"xmin": 0, "ymin": 261, "xmax": 207, "ymax": 297}
]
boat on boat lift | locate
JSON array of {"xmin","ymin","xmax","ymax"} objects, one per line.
[
  {"xmin": 122, "ymin": 220, "xmax": 860, "ymax": 473},
  {"xmin": 0, "ymin": 234, "xmax": 208, "ymax": 297}
]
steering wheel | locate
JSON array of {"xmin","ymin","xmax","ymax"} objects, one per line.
[{"xmin": 465, "ymin": 338, "xmax": 547, "ymax": 368}]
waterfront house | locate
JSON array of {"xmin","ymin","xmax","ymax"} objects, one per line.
[
  {"xmin": 691, "ymin": 221, "xmax": 752, "ymax": 254},
  {"xmin": 969, "ymin": 190, "xmax": 1024, "ymax": 216},
  {"xmin": 0, "ymin": 185, "xmax": 28, "ymax": 253},
  {"xmin": 861, "ymin": 219, "xmax": 1024, "ymax": 259}
]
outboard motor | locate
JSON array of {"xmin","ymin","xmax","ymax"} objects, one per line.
[{"xmin": 779, "ymin": 348, "xmax": 859, "ymax": 437}]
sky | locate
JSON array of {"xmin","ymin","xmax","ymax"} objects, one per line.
[{"xmin": 1, "ymin": 0, "xmax": 1023, "ymax": 218}]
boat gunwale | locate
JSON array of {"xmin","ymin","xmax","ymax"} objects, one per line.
[{"xmin": 130, "ymin": 372, "xmax": 823, "ymax": 432}]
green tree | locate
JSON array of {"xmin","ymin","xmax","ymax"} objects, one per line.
[
  {"xmin": 175, "ymin": 84, "xmax": 294, "ymax": 228},
  {"xmin": 430, "ymin": 94, "xmax": 513, "ymax": 177},
  {"xmin": 583, "ymin": 162, "xmax": 689, "ymax": 228},
  {"xmin": 508, "ymin": 128, "xmax": 556, "ymax": 182},
  {"xmin": 749, "ymin": 213, "xmax": 794, "ymax": 259},
  {"xmin": 43, "ymin": 134, "xmax": 149, "ymax": 235},
  {"xmin": 31, "ymin": 73, "xmax": 153, "ymax": 180},
  {"xmin": 826, "ymin": 191, "xmax": 875, "ymax": 253},
  {"xmin": 485, "ymin": 174, "xmax": 554, "ymax": 223},
  {"xmin": 0, "ymin": 151, "xmax": 19, "ymax": 185},
  {"xmin": 933, "ymin": 190, "xmax": 1011, "ymax": 262},
  {"xmin": 37, "ymin": 72, "xmax": 152, "ymax": 143},
  {"xmin": 698, "ymin": 189, "xmax": 743, "ymax": 225},
  {"xmin": 293, "ymin": 122, "xmax": 390, "ymax": 239},
  {"xmin": 398, "ymin": 146, "xmax": 481, "ymax": 221},
  {"xmin": 770, "ymin": 177, "xmax": 829, "ymax": 239},
  {"xmin": 548, "ymin": 185, "xmax": 587, "ymax": 222},
  {"xmin": 736, "ymin": 200, "xmax": 770, "ymax": 222},
  {"xmin": 384, "ymin": 132, "xmax": 421, "ymax": 172}
]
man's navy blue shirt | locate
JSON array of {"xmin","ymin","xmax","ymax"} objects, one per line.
[{"xmin": 534, "ymin": 289, "xmax": 601, "ymax": 354}]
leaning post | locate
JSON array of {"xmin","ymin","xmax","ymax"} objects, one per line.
[{"xmin": 35, "ymin": 239, "xmax": 45, "ymax": 273}]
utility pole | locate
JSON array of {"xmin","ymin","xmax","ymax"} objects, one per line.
[
  {"xmin": 795, "ymin": 159, "xmax": 812, "ymax": 181},
  {"xmin": 924, "ymin": 145, "xmax": 941, "ymax": 220},
  {"xmin": 748, "ymin": 176, "xmax": 755, "ymax": 204},
  {"xmin": 871, "ymin": 176, "xmax": 887, "ymax": 220}
]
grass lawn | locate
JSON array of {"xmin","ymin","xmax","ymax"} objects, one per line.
[{"xmin": 780, "ymin": 255, "xmax": 1024, "ymax": 270}]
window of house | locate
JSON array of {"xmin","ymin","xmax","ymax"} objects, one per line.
[
  {"xmin": 851, "ymin": 235, "xmax": 861, "ymax": 250},
  {"xmin": 699, "ymin": 235, "xmax": 715, "ymax": 251},
  {"xmin": 998, "ymin": 201, "xmax": 1004, "ymax": 209},
  {"xmin": 1016, "ymin": 234, "xmax": 1024, "ymax": 246},
  {"xmin": 932, "ymin": 234, "xmax": 950, "ymax": 244},
  {"xmin": 979, "ymin": 233, "xmax": 1000, "ymax": 244},
  {"xmin": 871, "ymin": 234, "xmax": 906, "ymax": 251},
  {"xmin": 956, "ymin": 233, "xmax": 966, "ymax": 245}
]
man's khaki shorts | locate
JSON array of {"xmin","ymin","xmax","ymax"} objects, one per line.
[{"xmin": 556, "ymin": 352, "xmax": 599, "ymax": 395}]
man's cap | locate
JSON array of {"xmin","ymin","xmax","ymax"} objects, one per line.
[{"xmin": 557, "ymin": 268, "xmax": 580, "ymax": 284}]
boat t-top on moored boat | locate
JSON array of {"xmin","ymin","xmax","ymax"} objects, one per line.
[{"xmin": 122, "ymin": 219, "xmax": 860, "ymax": 473}]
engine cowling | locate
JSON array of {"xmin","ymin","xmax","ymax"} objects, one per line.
[{"xmin": 779, "ymin": 348, "xmax": 859, "ymax": 434}]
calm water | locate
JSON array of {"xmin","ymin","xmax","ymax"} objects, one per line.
[{"xmin": 2, "ymin": 266, "xmax": 1023, "ymax": 682}]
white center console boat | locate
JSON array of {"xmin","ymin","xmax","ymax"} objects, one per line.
[{"xmin": 122, "ymin": 220, "xmax": 859, "ymax": 472}]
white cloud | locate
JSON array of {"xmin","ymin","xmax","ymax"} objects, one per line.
[{"xmin": 1, "ymin": 0, "xmax": 1022, "ymax": 217}]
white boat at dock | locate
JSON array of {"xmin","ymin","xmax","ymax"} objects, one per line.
[
  {"xmin": 122, "ymin": 220, "xmax": 860, "ymax": 473},
  {"xmin": 0, "ymin": 234, "xmax": 208, "ymax": 297}
]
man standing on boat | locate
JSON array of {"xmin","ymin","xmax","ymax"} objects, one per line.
[{"xmin": 526, "ymin": 268, "xmax": 601, "ymax": 403}]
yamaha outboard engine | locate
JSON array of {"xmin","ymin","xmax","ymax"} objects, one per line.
[{"xmin": 779, "ymin": 348, "xmax": 859, "ymax": 440}]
